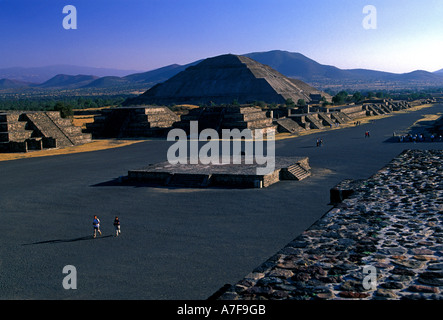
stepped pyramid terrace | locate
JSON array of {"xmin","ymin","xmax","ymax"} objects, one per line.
[
  {"xmin": 0, "ymin": 111, "xmax": 91, "ymax": 152},
  {"xmin": 174, "ymin": 105, "xmax": 276, "ymax": 137},
  {"xmin": 85, "ymin": 106, "xmax": 180, "ymax": 138}
]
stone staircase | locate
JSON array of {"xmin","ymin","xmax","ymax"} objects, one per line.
[
  {"xmin": 25, "ymin": 112, "xmax": 73, "ymax": 147},
  {"xmin": 365, "ymin": 104, "xmax": 382, "ymax": 116},
  {"xmin": 0, "ymin": 111, "xmax": 91, "ymax": 152},
  {"xmin": 305, "ymin": 114, "xmax": 325, "ymax": 130},
  {"xmin": 317, "ymin": 113, "xmax": 336, "ymax": 127},
  {"xmin": 330, "ymin": 111, "xmax": 351, "ymax": 124},
  {"xmin": 45, "ymin": 112, "xmax": 91, "ymax": 145},
  {"xmin": 25, "ymin": 112, "xmax": 92, "ymax": 148},
  {"xmin": 273, "ymin": 118, "xmax": 304, "ymax": 134},
  {"xmin": 280, "ymin": 163, "xmax": 311, "ymax": 181}
]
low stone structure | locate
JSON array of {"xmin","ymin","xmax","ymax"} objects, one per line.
[
  {"xmin": 217, "ymin": 149, "xmax": 443, "ymax": 300},
  {"xmin": 127, "ymin": 156, "xmax": 311, "ymax": 189},
  {"xmin": 174, "ymin": 106, "xmax": 276, "ymax": 137},
  {"xmin": 271, "ymin": 99, "xmax": 417, "ymax": 134},
  {"xmin": 85, "ymin": 106, "xmax": 180, "ymax": 138},
  {"xmin": 0, "ymin": 111, "xmax": 91, "ymax": 152}
]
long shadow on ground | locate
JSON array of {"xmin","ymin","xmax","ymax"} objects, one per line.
[{"xmin": 22, "ymin": 234, "xmax": 113, "ymax": 245}]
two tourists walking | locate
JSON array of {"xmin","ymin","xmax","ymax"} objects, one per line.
[{"xmin": 92, "ymin": 215, "xmax": 122, "ymax": 238}]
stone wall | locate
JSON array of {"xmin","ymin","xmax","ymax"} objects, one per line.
[
  {"xmin": 174, "ymin": 106, "xmax": 276, "ymax": 136},
  {"xmin": 218, "ymin": 149, "xmax": 443, "ymax": 300}
]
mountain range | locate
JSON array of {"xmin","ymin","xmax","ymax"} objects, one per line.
[
  {"xmin": 1, "ymin": 50, "xmax": 443, "ymax": 91},
  {"xmin": 0, "ymin": 65, "xmax": 141, "ymax": 84}
]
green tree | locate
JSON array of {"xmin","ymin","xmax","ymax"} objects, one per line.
[
  {"xmin": 53, "ymin": 102, "xmax": 73, "ymax": 118},
  {"xmin": 352, "ymin": 92, "xmax": 364, "ymax": 103},
  {"xmin": 255, "ymin": 101, "xmax": 266, "ymax": 108},
  {"xmin": 297, "ymin": 99, "xmax": 306, "ymax": 107},
  {"xmin": 332, "ymin": 91, "xmax": 348, "ymax": 105},
  {"xmin": 285, "ymin": 98, "xmax": 295, "ymax": 107}
]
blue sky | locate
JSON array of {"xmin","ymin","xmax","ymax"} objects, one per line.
[{"xmin": 0, "ymin": 0, "xmax": 442, "ymax": 73}]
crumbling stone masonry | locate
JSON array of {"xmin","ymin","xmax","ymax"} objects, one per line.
[{"xmin": 217, "ymin": 149, "xmax": 443, "ymax": 300}]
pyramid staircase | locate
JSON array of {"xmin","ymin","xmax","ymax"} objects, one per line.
[
  {"xmin": 330, "ymin": 111, "xmax": 351, "ymax": 124},
  {"xmin": 305, "ymin": 114, "xmax": 325, "ymax": 129},
  {"xmin": 273, "ymin": 118, "xmax": 304, "ymax": 134},
  {"xmin": 280, "ymin": 163, "xmax": 311, "ymax": 181},
  {"xmin": 25, "ymin": 112, "xmax": 74, "ymax": 147},
  {"xmin": 0, "ymin": 111, "xmax": 91, "ymax": 152},
  {"xmin": 317, "ymin": 113, "xmax": 336, "ymax": 127}
]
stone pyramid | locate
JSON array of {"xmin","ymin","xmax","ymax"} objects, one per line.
[{"xmin": 124, "ymin": 54, "xmax": 330, "ymax": 106}]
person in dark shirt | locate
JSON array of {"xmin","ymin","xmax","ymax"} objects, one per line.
[{"xmin": 114, "ymin": 216, "xmax": 121, "ymax": 237}]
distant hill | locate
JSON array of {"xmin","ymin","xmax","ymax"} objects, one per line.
[
  {"xmin": 82, "ymin": 76, "xmax": 131, "ymax": 88},
  {"xmin": 83, "ymin": 62, "xmax": 202, "ymax": 89},
  {"xmin": 0, "ymin": 78, "xmax": 32, "ymax": 89},
  {"xmin": 245, "ymin": 50, "xmax": 443, "ymax": 85},
  {"xmin": 36, "ymin": 74, "xmax": 99, "ymax": 89},
  {"xmin": 245, "ymin": 50, "xmax": 347, "ymax": 81},
  {"xmin": 0, "ymin": 65, "xmax": 142, "ymax": 83}
]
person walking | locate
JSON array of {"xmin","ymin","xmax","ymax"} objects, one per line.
[
  {"xmin": 113, "ymin": 216, "xmax": 121, "ymax": 237},
  {"xmin": 93, "ymin": 215, "xmax": 102, "ymax": 238}
]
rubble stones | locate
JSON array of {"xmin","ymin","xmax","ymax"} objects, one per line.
[{"xmin": 218, "ymin": 150, "xmax": 443, "ymax": 300}]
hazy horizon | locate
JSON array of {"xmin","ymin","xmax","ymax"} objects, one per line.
[{"xmin": 1, "ymin": 0, "xmax": 443, "ymax": 73}]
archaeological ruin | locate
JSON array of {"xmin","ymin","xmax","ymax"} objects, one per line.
[
  {"xmin": 0, "ymin": 111, "xmax": 92, "ymax": 152},
  {"xmin": 85, "ymin": 106, "xmax": 180, "ymax": 138},
  {"xmin": 127, "ymin": 156, "xmax": 311, "ymax": 189}
]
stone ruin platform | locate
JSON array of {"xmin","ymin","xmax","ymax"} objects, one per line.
[{"xmin": 128, "ymin": 156, "xmax": 311, "ymax": 188}]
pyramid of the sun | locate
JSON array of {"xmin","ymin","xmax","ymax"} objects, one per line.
[{"xmin": 124, "ymin": 54, "xmax": 330, "ymax": 105}]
